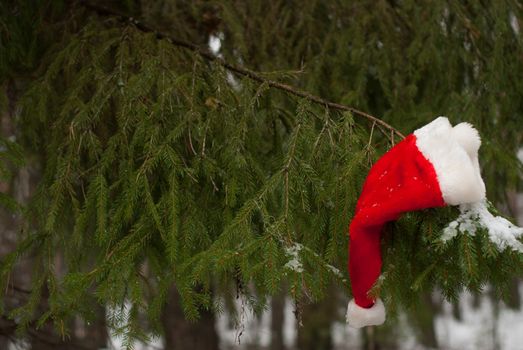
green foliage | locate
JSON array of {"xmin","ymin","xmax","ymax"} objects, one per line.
[
  {"xmin": 380, "ymin": 207, "xmax": 523, "ymax": 318},
  {"xmin": 1, "ymin": 0, "xmax": 522, "ymax": 343}
]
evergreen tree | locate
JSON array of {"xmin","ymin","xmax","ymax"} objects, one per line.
[{"xmin": 1, "ymin": 0, "xmax": 522, "ymax": 348}]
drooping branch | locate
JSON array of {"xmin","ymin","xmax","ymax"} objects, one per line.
[
  {"xmin": 80, "ymin": 1, "xmax": 406, "ymax": 140},
  {"xmin": 0, "ymin": 315, "xmax": 92, "ymax": 350}
]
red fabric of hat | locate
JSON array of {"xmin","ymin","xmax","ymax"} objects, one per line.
[{"xmin": 346, "ymin": 117, "xmax": 485, "ymax": 328}]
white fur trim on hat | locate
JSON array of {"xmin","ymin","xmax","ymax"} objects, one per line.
[
  {"xmin": 413, "ymin": 117, "xmax": 485, "ymax": 206},
  {"xmin": 346, "ymin": 298, "xmax": 386, "ymax": 328}
]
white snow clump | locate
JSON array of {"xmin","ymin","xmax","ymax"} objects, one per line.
[
  {"xmin": 284, "ymin": 243, "xmax": 304, "ymax": 273},
  {"xmin": 442, "ymin": 200, "xmax": 523, "ymax": 252}
]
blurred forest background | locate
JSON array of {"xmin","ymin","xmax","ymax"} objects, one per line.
[{"xmin": 1, "ymin": 0, "xmax": 523, "ymax": 349}]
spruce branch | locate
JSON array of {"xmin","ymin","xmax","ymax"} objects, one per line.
[
  {"xmin": 80, "ymin": 1, "xmax": 405, "ymax": 140},
  {"xmin": 0, "ymin": 314, "xmax": 92, "ymax": 350}
]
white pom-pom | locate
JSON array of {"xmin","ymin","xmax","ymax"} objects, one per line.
[
  {"xmin": 452, "ymin": 122, "xmax": 481, "ymax": 157},
  {"xmin": 414, "ymin": 117, "xmax": 485, "ymax": 205},
  {"xmin": 346, "ymin": 298, "xmax": 386, "ymax": 328}
]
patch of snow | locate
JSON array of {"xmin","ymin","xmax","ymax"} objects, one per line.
[
  {"xmin": 441, "ymin": 200, "xmax": 523, "ymax": 252},
  {"xmin": 283, "ymin": 243, "xmax": 342, "ymax": 279},
  {"xmin": 216, "ymin": 296, "xmax": 270, "ymax": 348},
  {"xmin": 435, "ymin": 291, "xmax": 498, "ymax": 350},
  {"xmin": 282, "ymin": 297, "xmax": 297, "ymax": 348},
  {"xmin": 106, "ymin": 302, "xmax": 163, "ymax": 350},
  {"xmin": 208, "ymin": 34, "xmax": 222, "ymax": 54},
  {"xmin": 284, "ymin": 243, "xmax": 304, "ymax": 273},
  {"xmin": 510, "ymin": 12, "xmax": 520, "ymax": 35},
  {"xmin": 517, "ymin": 147, "xmax": 523, "ymax": 164},
  {"xmin": 327, "ymin": 264, "xmax": 343, "ymax": 278},
  {"xmin": 331, "ymin": 317, "xmax": 362, "ymax": 349},
  {"xmin": 435, "ymin": 285, "xmax": 523, "ymax": 350},
  {"xmin": 216, "ymin": 296, "xmax": 296, "ymax": 349}
]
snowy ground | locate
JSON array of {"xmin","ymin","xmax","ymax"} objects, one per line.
[
  {"xmin": 9, "ymin": 290, "xmax": 523, "ymax": 350},
  {"xmin": 215, "ymin": 291, "xmax": 523, "ymax": 350}
]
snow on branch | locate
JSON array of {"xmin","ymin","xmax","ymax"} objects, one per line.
[{"xmin": 442, "ymin": 200, "xmax": 523, "ymax": 252}]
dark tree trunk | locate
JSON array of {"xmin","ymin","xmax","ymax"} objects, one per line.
[
  {"xmin": 297, "ymin": 295, "xmax": 334, "ymax": 350},
  {"xmin": 72, "ymin": 304, "xmax": 108, "ymax": 350},
  {"xmin": 0, "ymin": 336, "xmax": 8, "ymax": 350},
  {"xmin": 161, "ymin": 286, "xmax": 219, "ymax": 350},
  {"xmin": 270, "ymin": 291, "xmax": 285, "ymax": 350},
  {"xmin": 506, "ymin": 192, "xmax": 522, "ymax": 310},
  {"xmin": 452, "ymin": 300, "xmax": 462, "ymax": 321},
  {"xmin": 362, "ymin": 326, "xmax": 377, "ymax": 350},
  {"xmin": 0, "ymin": 80, "xmax": 21, "ymax": 348},
  {"xmin": 1, "ymin": 80, "xmax": 107, "ymax": 350},
  {"xmin": 409, "ymin": 292, "xmax": 439, "ymax": 349},
  {"xmin": 29, "ymin": 332, "xmax": 76, "ymax": 350}
]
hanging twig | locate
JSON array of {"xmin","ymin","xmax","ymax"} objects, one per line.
[{"xmin": 80, "ymin": 1, "xmax": 406, "ymax": 140}]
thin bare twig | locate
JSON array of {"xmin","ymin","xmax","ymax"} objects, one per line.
[{"xmin": 80, "ymin": 1, "xmax": 406, "ymax": 140}]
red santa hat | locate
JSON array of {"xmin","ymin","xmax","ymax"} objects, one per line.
[{"xmin": 346, "ymin": 117, "xmax": 486, "ymax": 328}]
